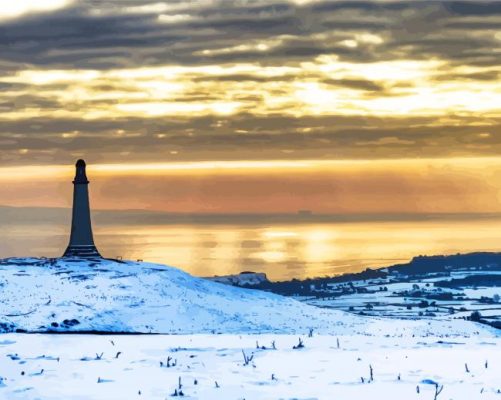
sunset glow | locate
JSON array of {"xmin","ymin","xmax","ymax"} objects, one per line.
[
  {"xmin": 1, "ymin": 157, "xmax": 501, "ymax": 215},
  {"xmin": 0, "ymin": 0, "xmax": 72, "ymax": 20},
  {"xmin": 1, "ymin": 59, "xmax": 499, "ymax": 121}
]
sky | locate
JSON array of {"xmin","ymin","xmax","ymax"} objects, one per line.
[{"xmin": 0, "ymin": 0, "xmax": 500, "ymax": 214}]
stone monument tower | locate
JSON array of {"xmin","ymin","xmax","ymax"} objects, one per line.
[{"xmin": 63, "ymin": 159, "xmax": 101, "ymax": 258}]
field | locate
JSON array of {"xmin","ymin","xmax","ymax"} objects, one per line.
[
  {"xmin": 300, "ymin": 270, "xmax": 501, "ymax": 330},
  {"xmin": 1, "ymin": 333, "xmax": 500, "ymax": 400}
]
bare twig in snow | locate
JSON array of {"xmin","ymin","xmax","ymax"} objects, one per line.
[
  {"xmin": 242, "ymin": 350, "xmax": 254, "ymax": 366},
  {"xmin": 434, "ymin": 384, "xmax": 444, "ymax": 400}
]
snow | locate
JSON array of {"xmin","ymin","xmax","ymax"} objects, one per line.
[
  {"xmin": 1, "ymin": 257, "xmax": 340, "ymax": 334},
  {"xmin": 2, "ymin": 257, "xmax": 495, "ymax": 337},
  {"xmin": 303, "ymin": 273, "xmax": 501, "ymax": 321},
  {"xmin": 0, "ymin": 333, "xmax": 500, "ymax": 399},
  {"xmin": 207, "ymin": 272, "xmax": 269, "ymax": 286},
  {"xmin": 0, "ymin": 257, "xmax": 500, "ymax": 399}
]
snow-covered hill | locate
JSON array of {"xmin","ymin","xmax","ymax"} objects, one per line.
[{"xmin": 0, "ymin": 257, "xmax": 497, "ymax": 337}]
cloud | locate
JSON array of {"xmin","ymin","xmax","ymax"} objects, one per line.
[
  {"xmin": 322, "ymin": 78, "xmax": 386, "ymax": 92},
  {"xmin": 0, "ymin": 0, "xmax": 73, "ymax": 21},
  {"xmin": 0, "ymin": 112, "xmax": 500, "ymax": 168},
  {"xmin": 0, "ymin": 1, "xmax": 499, "ymax": 167},
  {"xmin": 0, "ymin": 1, "xmax": 498, "ymax": 69}
]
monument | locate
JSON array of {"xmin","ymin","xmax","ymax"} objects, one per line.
[{"xmin": 63, "ymin": 159, "xmax": 101, "ymax": 258}]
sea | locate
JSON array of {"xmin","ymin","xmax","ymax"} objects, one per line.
[{"xmin": 2, "ymin": 215, "xmax": 501, "ymax": 281}]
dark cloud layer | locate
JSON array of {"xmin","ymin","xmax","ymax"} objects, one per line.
[
  {"xmin": 1, "ymin": 113, "xmax": 499, "ymax": 166},
  {"xmin": 0, "ymin": 1, "xmax": 499, "ymax": 70}
]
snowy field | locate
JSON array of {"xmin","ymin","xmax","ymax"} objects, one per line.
[
  {"xmin": 302, "ymin": 271, "xmax": 501, "ymax": 324},
  {"xmin": 1, "ymin": 333, "xmax": 500, "ymax": 400}
]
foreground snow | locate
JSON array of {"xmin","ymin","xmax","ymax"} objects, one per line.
[
  {"xmin": 0, "ymin": 333, "xmax": 500, "ymax": 400},
  {"xmin": 1, "ymin": 257, "xmax": 494, "ymax": 336}
]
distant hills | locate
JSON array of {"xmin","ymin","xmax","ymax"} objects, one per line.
[{"xmin": 222, "ymin": 252, "xmax": 501, "ymax": 292}]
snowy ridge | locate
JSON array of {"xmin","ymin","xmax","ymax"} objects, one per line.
[{"xmin": 0, "ymin": 258, "xmax": 498, "ymax": 337}]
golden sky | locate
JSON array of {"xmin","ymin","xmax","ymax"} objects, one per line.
[{"xmin": 0, "ymin": 1, "xmax": 500, "ymax": 214}]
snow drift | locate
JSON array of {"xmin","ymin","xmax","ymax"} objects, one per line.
[{"xmin": 0, "ymin": 257, "xmax": 497, "ymax": 336}]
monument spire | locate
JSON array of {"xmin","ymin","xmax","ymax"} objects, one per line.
[{"xmin": 63, "ymin": 159, "xmax": 101, "ymax": 258}]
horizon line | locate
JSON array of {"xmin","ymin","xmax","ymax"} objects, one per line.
[{"xmin": 3, "ymin": 205, "xmax": 501, "ymax": 221}]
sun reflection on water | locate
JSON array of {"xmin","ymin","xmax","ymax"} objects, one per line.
[{"xmin": 3, "ymin": 219, "xmax": 501, "ymax": 281}]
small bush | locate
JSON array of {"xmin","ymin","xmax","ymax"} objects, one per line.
[{"xmin": 470, "ymin": 311, "xmax": 482, "ymax": 322}]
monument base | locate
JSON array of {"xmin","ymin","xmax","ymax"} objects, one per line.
[{"xmin": 63, "ymin": 245, "xmax": 101, "ymax": 258}]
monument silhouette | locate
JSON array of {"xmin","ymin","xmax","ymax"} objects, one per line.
[{"xmin": 63, "ymin": 159, "xmax": 101, "ymax": 258}]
